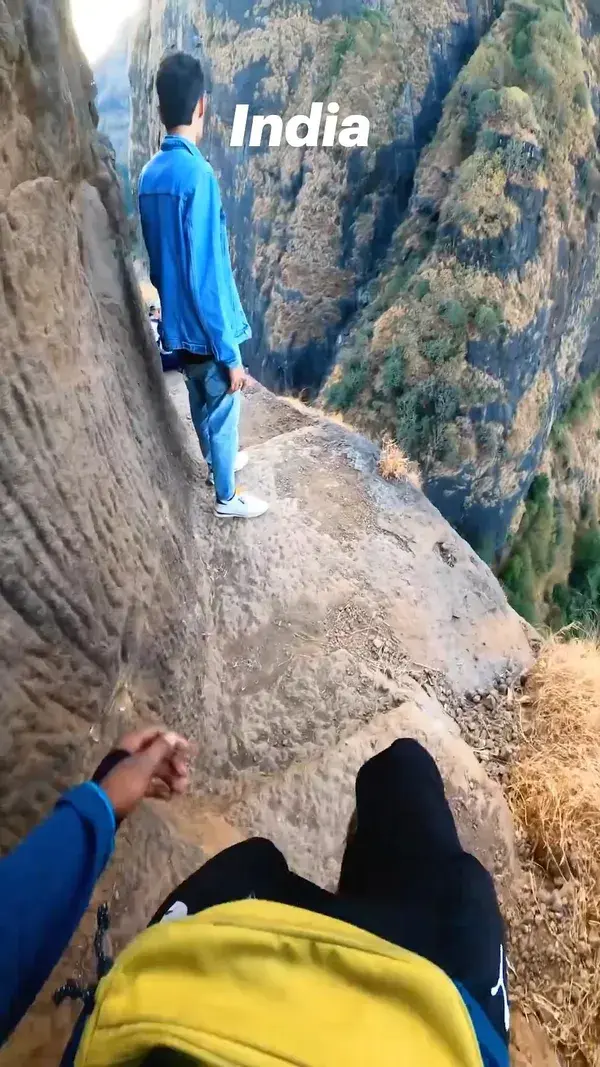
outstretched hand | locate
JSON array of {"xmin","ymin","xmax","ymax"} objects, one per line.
[
  {"xmin": 228, "ymin": 366, "xmax": 247, "ymax": 393},
  {"xmin": 100, "ymin": 728, "xmax": 192, "ymax": 821}
]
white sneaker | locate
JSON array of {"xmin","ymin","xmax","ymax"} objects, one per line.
[
  {"xmin": 206, "ymin": 451, "xmax": 249, "ymax": 486},
  {"xmin": 215, "ymin": 491, "xmax": 269, "ymax": 519}
]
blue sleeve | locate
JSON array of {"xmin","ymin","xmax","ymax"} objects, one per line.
[
  {"xmin": 0, "ymin": 782, "xmax": 116, "ymax": 1045},
  {"xmin": 184, "ymin": 171, "xmax": 243, "ymax": 369}
]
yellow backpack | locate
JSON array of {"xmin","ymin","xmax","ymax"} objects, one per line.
[{"xmin": 76, "ymin": 899, "xmax": 484, "ymax": 1067}]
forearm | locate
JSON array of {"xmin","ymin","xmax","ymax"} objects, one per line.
[{"xmin": 0, "ymin": 783, "xmax": 115, "ymax": 1043}]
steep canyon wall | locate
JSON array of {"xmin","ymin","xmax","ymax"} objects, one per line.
[
  {"xmin": 0, "ymin": 2, "xmax": 207, "ymax": 1056},
  {"xmin": 328, "ymin": 0, "xmax": 600, "ymax": 566}
]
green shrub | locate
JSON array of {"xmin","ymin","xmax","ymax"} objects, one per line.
[
  {"xmin": 425, "ymin": 379, "xmax": 461, "ymax": 422},
  {"xmin": 548, "ymin": 523, "xmax": 600, "ymax": 630},
  {"xmin": 360, "ymin": 7, "xmax": 390, "ymax": 29},
  {"xmin": 570, "ymin": 528, "xmax": 600, "ymax": 595},
  {"xmin": 553, "ymin": 496, "xmax": 567, "ymax": 547},
  {"xmin": 380, "ymin": 270, "xmax": 409, "ymax": 305},
  {"xmin": 498, "ymin": 473, "xmax": 557, "ymax": 621},
  {"xmin": 476, "ymin": 422, "xmax": 498, "ymax": 453},
  {"xmin": 413, "ymin": 278, "xmax": 430, "ymax": 300},
  {"xmin": 444, "ymin": 151, "xmax": 518, "ymax": 239},
  {"xmin": 513, "ymin": 28, "xmax": 532, "ymax": 63},
  {"xmin": 578, "ymin": 160, "xmax": 600, "ymax": 199},
  {"xmin": 551, "ymin": 574, "xmax": 600, "ymax": 632},
  {"xmin": 497, "ymin": 86, "xmax": 538, "ymax": 130},
  {"xmin": 503, "ymin": 138, "xmax": 539, "ymax": 178},
  {"xmin": 563, "ymin": 377, "xmax": 599, "ymax": 427},
  {"xmin": 574, "ymin": 82, "xmax": 590, "ymax": 109},
  {"xmin": 436, "ymin": 423, "xmax": 462, "ymax": 465},
  {"xmin": 476, "ymin": 88, "xmax": 500, "ymax": 120},
  {"xmin": 528, "ymin": 490, "xmax": 555, "ymax": 574},
  {"xmin": 528, "ymin": 472, "xmax": 550, "ymax": 505},
  {"xmin": 424, "ymin": 337, "xmax": 459, "ymax": 363},
  {"xmin": 395, "ymin": 390, "xmax": 421, "ymax": 453},
  {"xmin": 381, "ymin": 345, "xmax": 405, "ymax": 394},
  {"xmin": 520, "ymin": 52, "xmax": 555, "ymax": 92},
  {"xmin": 395, "ymin": 378, "xmax": 461, "ymax": 455},
  {"xmin": 502, "ymin": 545, "xmax": 538, "ymax": 624},
  {"xmin": 330, "ymin": 29, "xmax": 355, "ymax": 80},
  {"xmin": 372, "ymin": 252, "xmax": 427, "ymax": 315},
  {"xmin": 480, "ymin": 128, "xmax": 501, "ymax": 152},
  {"xmin": 475, "ymin": 303, "xmax": 503, "ymax": 339},
  {"xmin": 329, "ymin": 7, "xmax": 390, "ymax": 81},
  {"xmin": 440, "ymin": 300, "xmax": 468, "ymax": 330},
  {"xmin": 326, "ymin": 358, "xmax": 368, "ymax": 410}
]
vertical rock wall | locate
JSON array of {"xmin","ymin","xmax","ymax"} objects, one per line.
[{"xmin": 0, "ymin": 4, "xmax": 207, "ymax": 1057}]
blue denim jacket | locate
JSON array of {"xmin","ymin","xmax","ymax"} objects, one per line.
[{"xmin": 138, "ymin": 135, "xmax": 250, "ymax": 368}]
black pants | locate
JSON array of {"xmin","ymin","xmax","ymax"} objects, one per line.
[{"xmin": 151, "ymin": 740, "xmax": 509, "ymax": 1043}]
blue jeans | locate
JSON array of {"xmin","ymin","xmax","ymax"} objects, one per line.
[{"xmin": 185, "ymin": 361, "xmax": 240, "ymax": 503}]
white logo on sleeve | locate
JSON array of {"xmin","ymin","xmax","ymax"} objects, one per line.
[
  {"xmin": 161, "ymin": 901, "xmax": 188, "ymax": 923},
  {"xmin": 490, "ymin": 944, "xmax": 510, "ymax": 1032}
]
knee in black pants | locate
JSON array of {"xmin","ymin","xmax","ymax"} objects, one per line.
[
  {"xmin": 149, "ymin": 838, "xmax": 290, "ymax": 925},
  {"xmin": 340, "ymin": 738, "xmax": 463, "ymax": 896}
]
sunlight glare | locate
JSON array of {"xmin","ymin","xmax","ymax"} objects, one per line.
[{"xmin": 71, "ymin": 0, "xmax": 141, "ymax": 64}]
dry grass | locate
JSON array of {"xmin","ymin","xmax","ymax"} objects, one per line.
[
  {"xmin": 284, "ymin": 393, "xmax": 360, "ymax": 434},
  {"xmin": 510, "ymin": 637, "xmax": 600, "ymax": 875},
  {"xmin": 507, "ymin": 636, "xmax": 600, "ymax": 1062},
  {"xmin": 377, "ymin": 433, "xmax": 422, "ymax": 488},
  {"xmin": 443, "ymin": 150, "xmax": 520, "ymax": 239},
  {"xmin": 506, "ymin": 370, "xmax": 552, "ymax": 457}
]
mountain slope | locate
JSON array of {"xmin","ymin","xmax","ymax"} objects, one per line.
[{"xmin": 326, "ymin": 0, "xmax": 600, "ymax": 564}]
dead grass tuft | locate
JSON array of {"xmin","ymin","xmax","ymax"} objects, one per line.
[
  {"xmin": 377, "ymin": 434, "xmax": 422, "ymax": 488},
  {"xmin": 507, "ymin": 635, "xmax": 600, "ymax": 1062}
]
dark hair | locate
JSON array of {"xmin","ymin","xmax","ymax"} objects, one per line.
[{"xmin": 156, "ymin": 52, "xmax": 205, "ymax": 130}]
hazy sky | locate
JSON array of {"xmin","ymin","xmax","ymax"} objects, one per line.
[{"xmin": 71, "ymin": 0, "xmax": 141, "ymax": 64}]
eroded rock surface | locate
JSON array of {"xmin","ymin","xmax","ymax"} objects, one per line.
[
  {"xmin": 0, "ymin": 4, "xmax": 207, "ymax": 1059},
  {"xmin": 164, "ymin": 373, "xmax": 532, "ymax": 894}
]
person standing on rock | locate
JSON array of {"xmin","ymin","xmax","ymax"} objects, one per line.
[
  {"xmin": 0, "ymin": 736, "xmax": 509, "ymax": 1067},
  {"xmin": 138, "ymin": 52, "xmax": 268, "ymax": 520}
]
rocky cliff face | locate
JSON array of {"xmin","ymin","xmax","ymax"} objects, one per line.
[
  {"xmin": 0, "ymin": 3, "xmax": 206, "ymax": 1058},
  {"xmin": 129, "ymin": 0, "xmax": 500, "ymax": 391},
  {"xmin": 327, "ymin": 0, "xmax": 600, "ymax": 564}
]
